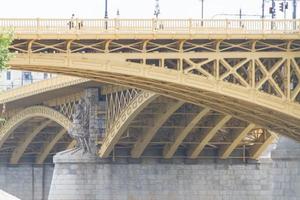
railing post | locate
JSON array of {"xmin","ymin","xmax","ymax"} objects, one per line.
[
  {"xmin": 36, "ymin": 18, "xmax": 40, "ymax": 34},
  {"xmin": 226, "ymin": 19, "xmax": 229, "ymax": 33},
  {"xmin": 294, "ymin": 19, "xmax": 299, "ymax": 31},
  {"xmin": 114, "ymin": 18, "xmax": 118, "ymax": 32},
  {"xmin": 262, "ymin": 18, "xmax": 265, "ymax": 33},
  {"xmin": 189, "ymin": 18, "xmax": 192, "ymax": 33},
  {"xmin": 75, "ymin": 18, "xmax": 79, "ymax": 33},
  {"xmin": 152, "ymin": 18, "xmax": 156, "ymax": 32},
  {"xmin": 105, "ymin": 18, "xmax": 108, "ymax": 30}
]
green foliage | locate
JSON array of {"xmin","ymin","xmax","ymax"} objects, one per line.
[{"xmin": 0, "ymin": 32, "xmax": 13, "ymax": 71}]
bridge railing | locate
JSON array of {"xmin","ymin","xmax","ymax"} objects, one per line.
[{"xmin": 0, "ymin": 18, "xmax": 299, "ymax": 34}]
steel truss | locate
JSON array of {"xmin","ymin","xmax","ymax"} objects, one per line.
[{"xmin": 6, "ymin": 38, "xmax": 300, "ymax": 160}]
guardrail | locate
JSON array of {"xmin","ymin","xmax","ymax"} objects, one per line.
[{"xmin": 0, "ymin": 18, "xmax": 299, "ymax": 34}]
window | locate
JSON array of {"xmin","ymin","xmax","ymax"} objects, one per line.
[
  {"xmin": 23, "ymin": 72, "xmax": 32, "ymax": 81},
  {"xmin": 6, "ymin": 71, "xmax": 11, "ymax": 80},
  {"xmin": 44, "ymin": 73, "xmax": 48, "ymax": 79}
]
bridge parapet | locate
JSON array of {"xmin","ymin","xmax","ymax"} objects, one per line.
[{"xmin": 0, "ymin": 18, "xmax": 299, "ymax": 39}]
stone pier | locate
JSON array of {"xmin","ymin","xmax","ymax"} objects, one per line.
[
  {"xmin": 46, "ymin": 136, "xmax": 300, "ymax": 200},
  {"xmin": 271, "ymin": 137, "xmax": 300, "ymax": 200},
  {"xmin": 47, "ymin": 151, "xmax": 97, "ymax": 200}
]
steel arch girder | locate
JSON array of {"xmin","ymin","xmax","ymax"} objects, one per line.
[
  {"xmin": 8, "ymin": 54, "xmax": 300, "ymax": 142},
  {"xmin": 10, "ymin": 120, "xmax": 52, "ymax": 164},
  {"xmin": 0, "ymin": 106, "xmax": 72, "ymax": 152},
  {"xmin": 35, "ymin": 128, "xmax": 67, "ymax": 164},
  {"xmin": 99, "ymin": 91, "xmax": 158, "ymax": 158}
]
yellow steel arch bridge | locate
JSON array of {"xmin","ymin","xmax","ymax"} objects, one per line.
[{"xmin": 0, "ymin": 18, "xmax": 299, "ymax": 164}]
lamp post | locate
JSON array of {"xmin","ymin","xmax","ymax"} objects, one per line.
[
  {"xmin": 104, "ymin": 0, "xmax": 108, "ymax": 19},
  {"xmin": 104, "ymin": 0, "xmax": 108, "ymax": 29},
  {"xmin": 201, "ymin": 0, "xmax": 204, "ymax": 20},
  {"xmin": 271, "ymin": 0, "xmax": 276, "ymax": 19},
  {"xmin": 293, "ymin": 0, "xmax": 297, "ymax": 19},
  {"xmin": 262, "ymin": 0, "xmax": 265, "ymax": 18}
]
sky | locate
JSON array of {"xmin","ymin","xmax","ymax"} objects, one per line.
[{"xmin": 0, "ymin": 0, "xmax": 297, "ymax": 19}]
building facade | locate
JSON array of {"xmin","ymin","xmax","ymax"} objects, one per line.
[{"xmin": 0, "ymin": 70, "xmax": 53, "ymax": 91}]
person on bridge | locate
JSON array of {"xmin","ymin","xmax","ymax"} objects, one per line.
[{"xmin": 68, "ymin": 14, "xmax": 75, "ymax": 30}]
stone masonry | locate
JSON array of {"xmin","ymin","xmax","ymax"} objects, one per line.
[
  {"xmin": 0, "ymin": 165, "xmax": 53, "ymax": 200},
  {"xmin": 0, "ymin": 135, "xmax": 299, "ymax": 200},
  {"xmin": 45, "ymin": 136, "xmax": 300, "ymax": 200}
]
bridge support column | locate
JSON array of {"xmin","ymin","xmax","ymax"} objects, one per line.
[
  {"xmin": 47, "ymin": 152, "xmax": 97, "ymax": 200},
  {"xmin": 271, "ymin": 136, "xmax": 300, "ymax": 199},
  {"xmin": 48, "ymin": 87, "xmax": 105, "ymax": 200},
  {"xmin": 85, "ymin": 88, "xmax": 104, "ymax": 154}
]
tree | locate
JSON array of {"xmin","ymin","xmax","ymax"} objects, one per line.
[
  {"xmin": 0, "ymin": 32, "xmax": 12, "ymax": 123},
  {"xmin": 0, "ymin": 32, "xmax": 13, "ymax": 71}
]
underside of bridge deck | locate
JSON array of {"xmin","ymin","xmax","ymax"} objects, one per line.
[{"xmin": 0, "ymin": 79, "xmax": 276, "ymax": 164}]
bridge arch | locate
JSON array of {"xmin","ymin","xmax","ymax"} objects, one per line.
[
  {"xmin": 9, "ymin": 54, "xmax": 300, "ymax": 141},
  {"xmin": 100, "ymin": 90, "xmax": 158, "ymax": 157},
  {"xmin": 0, "ymin": 106, "xmax": 72, "ymax": 163}
]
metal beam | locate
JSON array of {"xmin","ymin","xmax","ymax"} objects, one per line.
[
  {"xmin": 0, "ymin": 106, "xmax": 72, "ymax": 155},
  {"xmin": 219, "ymin": 123, "xmax": 256, "ymax": 159},
  {"xmin": 163, "ymin": 108, "xmax": 210, "ymax": 159},
  {"xmin": 36, "ymin": 128, "xmax": 67, "ymax": 164},
  {"xmin": 131, "ymin": 101, "xmax": 184, "ymax": 158},
  {"xmin": 188, "ymin": 115, "xmax": 232, "ymax": 159},
  {"xmin": 249, "ymin": 131, "xmax": 277, "ymax": 160},
  {"xmin": 0, "ymin": 76, "xmax": 88, "ymax": 105},
  {"xmin": 67, "ymin": 140, "xmax": 77, "ymax": 149},
  {"xmin": 101, "ymin": 85, "xmax": 129, "ymax": 95},
  {"xmin": 99, "ymin": 92, "xmax": 157, "ymax": 158},
  {"xmin": 10, "ymin": 120, "xmax": 52, "ymax": 164},
  {"xmin": 9, "ymin": 53, "xmax": 300, "ymax": 144}
]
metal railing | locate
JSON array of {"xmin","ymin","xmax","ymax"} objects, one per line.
[{"xmin": 0, "ymin": 18, "xmax": 299, "ymax": 34}]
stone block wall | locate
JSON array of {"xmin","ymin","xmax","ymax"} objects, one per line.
[
  {"xmin": 0, "ymin": 165, "xmax": 53, "ymax": 200},
  {"xmin": 0, "ymin": 137, "xmax": 299, "ymax": 200},
  {"xmin": 94, "ymin": 161, "xmax": 273, "ymax": 200},
  {"xmin": 271, "ymin": 137, "xmax": 300, "ymax": 200},
  {"xmin": 272, "ymin": 160, "xmax": 300, "ymax": 200}
]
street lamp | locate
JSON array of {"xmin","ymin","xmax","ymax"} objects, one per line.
[
  {"xmin": 262, "ymin": 0, "xmax": 265, "ymax": 18},
  {"xmin": 104, "ymin": 0, "xmax": 108, "ymax": 19},
  {"xmin": 201, "ymin": 0, "xmax": 204, "ymax": 20},
  {"xmin": 293, "ymin": 0, "xmax": 297, "ymax": 19},
  {"xmin": 104, "ymin": 0, "xmax": 108, "ymax": 30}
]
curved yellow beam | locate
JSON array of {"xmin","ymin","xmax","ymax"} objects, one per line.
[
  {"xmin": 67, "ymin": 140, "xmax": 77, "ymax": 150},
  {"xmin": 36, "ymin": 128, "xmax": 67, "ymax": 164},
  {"xmin": 249, "ymin": 131, "xmax": 277, "ymax": 160},
  {"xmin": 131, "ymin": 101, "xmax": 184, "ymax": 158},
  {"xmin": 0, "ymin": 106, "xmax": 72, "ymax": 151},
  {"xmin": 188, "ymin": 115, "xmax": 232, "ymax": 159},
  {"xmin": 0, "ymin": 76, "xmax": 88, "ymax": 105},
  {"xmin": 163, "ymin": 108, "xmax": 210, "ymax": 159},
  {"xmin": 219, "ymin": 123, "xmax": 256, "ymax": 159},
  {"xmin": 99, "ymin": 91, "xmax": 158, "ymax": 158},
  {"xmin": 8, "ymin": 54, "xmax": 300, "ymax": 142},
  {"xmin": 10, "ymin": 120, "xmax": 52, "ymax": 164}
]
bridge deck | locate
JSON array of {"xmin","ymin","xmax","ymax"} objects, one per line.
[{"xmin": 0, "ymin": 18, "xmax": 299, "ymax": 39}]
